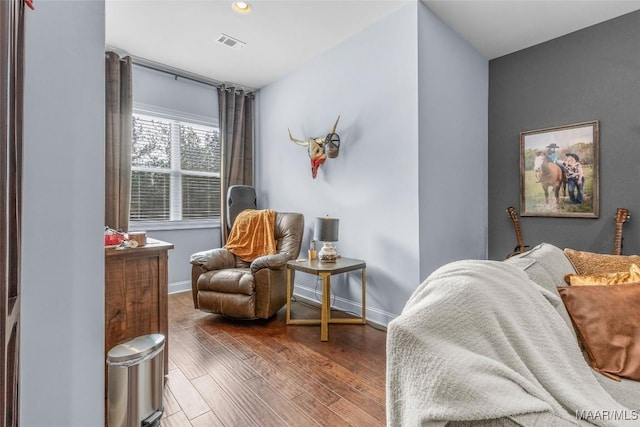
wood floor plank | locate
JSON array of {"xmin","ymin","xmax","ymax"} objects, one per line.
[
  {"xmin": 168, "ymin": 330, "xmax": 210, "ymax": 380},
  {"xmin": 189, "ymin": 411, "xmax": 225, "ymax": 427},
  {"xmin": 199, "ymin": 361, "xmax": 288, "ymax": 426},
  {"xmin": 241, "ymin": 354, "xmax": 307, "ymax": 400},
  {"xmin": 285, "ymin": 336, "xmax": 386, "ymax": 402},
  {"xmin": 197, "ymin": 321, "xmax": 259, "ymax": 360},
  {"xmin": 244, "ymin": 376, "xmax": 321, "ymax": 427},
  {"xmin": 191, "ymin": 374, "xmax": 260, "ymax": 427},
  {"xmin": 165, "ymin": 369, "xmax": 209, "ymax": 420},
  {"xmin": 274, "ymin": 346, "xmax": 387, "ymax": 423},
  {"xmin": 229, "ymin": 332, "xmax": 342, "ymax": 406},
  {"xmin": 242, "ymin": 331, "xmax": 386, "ymax": 421},
  {"xmin": 169, "ymin": 299, "xmax": 210, "ymax": 331},
  {"xmin": 168, "ymin": 354, "xmax": 178, "ymax": 372},
  {"xmin": 329, "ymin": 396, "xmax": 386, "ymax": 427},
  {"xmin": 291, "ymin": 392, "xmax": 352, "ymax": 427},
  {"xmin": 285, "ymin": 301, "xmax": 387, "ymax": 383},
  {"xmin": 182, "ymin": 326, "xmax": 260, "ymax": 382},
  {"xmin": 162, "ymin": 291, "xmax": 387, "ymax": 427},
  {"xmin": 159, "ymin": 410, "xmax": 192, "ymax": 427},
  {"xmin": 289, "ymin": 312, "xmax": 387, "ymax": 381},
  {"xmin": 162, "ymin": 383, "xmax": 182, "ymax": 418}
]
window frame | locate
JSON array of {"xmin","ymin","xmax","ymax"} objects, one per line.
[{"xmin": 129, "ymin": 103, "xmax": 221, "ymax": 231}]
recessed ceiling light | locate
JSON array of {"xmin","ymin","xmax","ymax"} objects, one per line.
[{"xmin": 232, "ymin": 2, "xmax": 252, "ymax": 15}]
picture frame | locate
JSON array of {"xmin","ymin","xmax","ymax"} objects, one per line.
[{"xmin": 520, "ymin": 120, "xmax": 599, "ymax": 218}]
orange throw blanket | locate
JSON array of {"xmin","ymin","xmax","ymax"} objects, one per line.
[{"xmin": 224, "ymin": 209, "xmax": 277, "ymax": 262}]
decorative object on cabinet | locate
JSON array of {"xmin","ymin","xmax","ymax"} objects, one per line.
[{"xmin": 314, "ymin": 216, "xmax": 339, "ymax": 263}]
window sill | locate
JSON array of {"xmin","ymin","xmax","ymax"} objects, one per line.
[{"xmin": 129, "ymin": 220, "xmax": 221, "ymax": 232}]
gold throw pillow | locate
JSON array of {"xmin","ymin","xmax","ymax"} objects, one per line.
[
  {"xmin": 563, "ymin": 248, "xmax": 640, "ymax": 275},
  {"xmin": 564, "ymin": 263, "xmax": 640, "ymax": 286}
]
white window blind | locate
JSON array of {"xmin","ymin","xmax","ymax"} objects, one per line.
[{"xmin": 130, "ymin": 113, "xmax": 221, "ymax": 224}]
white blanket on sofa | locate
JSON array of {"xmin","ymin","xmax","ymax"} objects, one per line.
[{"xmin": 387, "ymin": 260, "xmax": 636, "ymax": 426}]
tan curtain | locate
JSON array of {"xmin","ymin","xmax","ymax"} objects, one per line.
[
  {"xmin": 105, "ymin": 51, "xmax": 132, "ymax": 231},
  {"xmin": 218, "ymin": 85, "xmax": 254, "ymax": 243}
]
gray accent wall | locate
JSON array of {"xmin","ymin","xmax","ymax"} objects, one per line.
[{"xmin": 488, "ymin": 10, "xmax": 640, "ymax": 259}]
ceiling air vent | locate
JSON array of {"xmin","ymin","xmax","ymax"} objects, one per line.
[{"xmin": 217, "ymin": 33, "xmax": 246, "ymax": 49}]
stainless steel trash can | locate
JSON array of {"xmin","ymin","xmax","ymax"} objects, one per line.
[{"xmin": 107, "ymin": 333, "xmax": 165, "ymax": 427}]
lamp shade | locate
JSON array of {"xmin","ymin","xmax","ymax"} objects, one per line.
[{"xmin": 314, "ymin": 217, "xmax": 339, "ymax": 242}]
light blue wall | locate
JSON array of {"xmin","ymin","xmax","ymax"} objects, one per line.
[
  {"xmin": 131, "ymin": 65, "xmax": 221, "ymax": 291},
  {"xmin": 133, "ymin": 65, "xmax": 218, "ymax": 119},
  {"xmin": 256, "ymin": 3, "xmax": 489, "ymax": 323},
  {"xmin": 16, "ymin": 1, "xmax": 487, "ymax": 423},
  {"xmin": 150, "ymin": 228, "xmax": 220, "ymax": 290},
  {"xmin": 22, "ymin": 1, "xmax": 105, "ymax": 425},
  {"xmin": 255, "ymin": 5, "xmax": 420, "ymax": 324},
  {"xmin": 417, "ymin": 3, "xmax": 489, "ymax": 280},
  {"xmin": 256, "ymin": 5, "xmax": 421, "ymax": 324}
]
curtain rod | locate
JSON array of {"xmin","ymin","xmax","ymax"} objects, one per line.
[{"xmin": 106, "ymin": 47, "xmax": 257, "ymax": 93}]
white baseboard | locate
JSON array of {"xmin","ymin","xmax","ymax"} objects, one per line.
[
  {"xmin": 169, "ymin": 280, "xmax": 191, "ymax": 294},
  {"xmin": 293, "ymin": 283, "xmax": 396, "ymax": 328},
  {"xmin": 169, "ymin": 280, "xmax": 398, "ymax": 327}
]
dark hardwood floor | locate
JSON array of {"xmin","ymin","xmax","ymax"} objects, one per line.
[{"xmin": 161, "ymin": 291, "xmax": 387, "ymax": 427}]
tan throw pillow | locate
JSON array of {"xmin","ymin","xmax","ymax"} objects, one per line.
[
  {"xmin": 558, "ymin": 284, "xmax": 640, "ymax": 381},
  {"xmin": 564, "ymin": 263, "xmax": 640, "ymax": 286},
  {"xmin": 563, "ymin": 248, "xmax": 640, "ymax": 275}
]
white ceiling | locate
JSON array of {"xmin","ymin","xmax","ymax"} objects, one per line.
[
  {"xmin": 423, "ymin": 0, "xmax": 640, "ymax": 59},
  {"xmin": 105, "ymin": 0, "xmax": 640, "ymax": 90}
]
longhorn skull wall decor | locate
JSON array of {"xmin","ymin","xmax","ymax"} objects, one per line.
[{"xmin": 288, "ymin": 115, "xmax": 341, "ymax": 179}]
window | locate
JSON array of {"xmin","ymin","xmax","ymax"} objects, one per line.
[{"xmin": 130, "ymin": 112, "xmax": 221, "ymax": 226}]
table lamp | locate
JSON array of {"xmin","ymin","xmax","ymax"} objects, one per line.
[{"xmin": 314, "ymin": 216, "xmax": 339, "ymax": 263}]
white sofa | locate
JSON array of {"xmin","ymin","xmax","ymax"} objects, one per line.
[{"xmin": 387, "ymin": 243, "xmax": 640, "ymax": 426}]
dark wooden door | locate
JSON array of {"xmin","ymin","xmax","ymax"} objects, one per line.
[{"xmin": 0, "ymin": 0, "xmax": 24, "ymax": 425}]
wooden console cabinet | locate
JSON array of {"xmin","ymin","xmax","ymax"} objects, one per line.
[{"xmin": 104, "ymin": 238, "xmax": 174, "ymax": 377}]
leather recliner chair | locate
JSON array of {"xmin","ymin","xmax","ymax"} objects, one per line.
[{"xmin": 189, "ymin": 212, "xmax": 304, "ymax": 319}]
